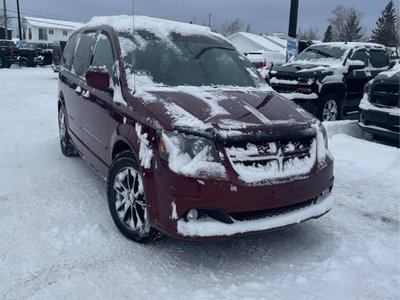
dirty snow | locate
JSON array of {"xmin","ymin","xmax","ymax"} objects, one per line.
[{"xmin": 0, "ymin": 67, "xmax": 399, "ymax": 300}]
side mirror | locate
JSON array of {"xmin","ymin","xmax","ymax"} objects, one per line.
[
  {"xmin": 347, "ymin": 60, "xmax": 365, "ymax": 71},
  {"xmin": 85, "ymin": 67, "xmax": 110, "ymax": 91}
]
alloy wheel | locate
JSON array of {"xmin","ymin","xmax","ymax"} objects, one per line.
[
  {"xmin": 113, "ymin": 167, "xmax": 150, "ymax": 235},
  {"xmin": 322, "ymin": 99, "xmax": 338, "ymax": 121},
  {"xmin": 58, "ymin": 109, "xmax": 66, "ymax": 142}
]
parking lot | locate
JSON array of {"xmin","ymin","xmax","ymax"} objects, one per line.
[{"xmin": 0, "ymin": 67, "xmax": 399, "ymax": 300}]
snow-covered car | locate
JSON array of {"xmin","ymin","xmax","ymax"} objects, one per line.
[
  {"xmin": 358, "ymin": 63, "xmax": 400, "ymax": 142},
  {"xmin": 58, "ymin": 15, "xmax": 334, "ymax": 243},
  {"xmin": 269, "ymin": 42, "xmax": 390, "ymax": 121}
]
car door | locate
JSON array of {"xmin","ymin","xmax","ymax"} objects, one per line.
[
  {"xmin": 369, "ymin": 49, "xmax": 390, "ymax": 78},
  {"xmin": 59, "ymin": 31, "xmax": 83, "ymax": 141},
  {"xmin": 81, "ymin": 31, "xmax": 116, "ymax": 170},
  {"xmin": 345, "ymin": 49, "xmax": 371, "ymax": 109}
]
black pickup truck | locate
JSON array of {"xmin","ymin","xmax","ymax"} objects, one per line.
[
  {"xmin": 0, "ymin": 40, "xmax": 15, "ymax": 68},
  {"xmin": 269, "ymin": 42, "xmax": 391, "ymax": 121}
]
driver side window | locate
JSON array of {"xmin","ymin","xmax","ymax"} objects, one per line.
[
  {"xmin": 91, "ymin": 33, "xmax": 115, "ymax": 78},
  {"xmin": 351, "ymin": 50, "xmax": 368, "ymax": 67}
]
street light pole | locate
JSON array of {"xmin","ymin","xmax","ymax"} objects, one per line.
[
  {"xmin": 288, "ymin": 0, "xmax": 299, "ymax": 38},
  {"xmin": 2, "ymin": 0, "xmax": 7, "ymax": 39},
  {"xmin": 16, "ymin": 0, "xmax": 21, "ymax": 39}
]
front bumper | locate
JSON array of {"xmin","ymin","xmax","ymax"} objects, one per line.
[
  {"xmin": 358, "ymin": 95, "xmax": 400, "ymax": 141},
  {"xmin": 177, "ymin": 190, "xmax": 333, "ymax": 238},
  {"xmin": 146, "ymin": 154, "xmax": 334, "ymax": 240}
]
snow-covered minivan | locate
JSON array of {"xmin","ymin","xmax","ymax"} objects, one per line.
[{"xmin": 58, "ymin": 16, "xmax": 334, "ymax": 243}]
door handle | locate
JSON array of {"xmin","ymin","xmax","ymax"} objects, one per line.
[{"xmin": 75, "ymin": 86, "xmax": 82, "ymax": 95}]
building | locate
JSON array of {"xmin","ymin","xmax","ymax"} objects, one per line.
[
  {"xmin": 22, "ymin": 16, "xmax": 84, "ymax": 43},
  {"xmin": 0, "ymin": 26, "xmax": 13, "ymax": 39},
  {"xmin": 227, "ymin": 32, "xmax": 287, "ymax": 54}
]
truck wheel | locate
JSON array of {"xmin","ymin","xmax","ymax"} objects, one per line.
[
  {"xmin": 317, "ymin": 94, "xmax": 341, "ymax": 121},
  {"xmin": 19, "ymin": 57, "xmax": 29, "ymax": 67},
  {"xmin": 0, "ymin": 57, "xmax": 4, "ymax": 69},
  {"xmin": 107, "ymin": 151, "xmax": 160, "ymax": 243},
  {"xmin": 58, "ymin": 106, "xmax": 78, "ymax": 157}
]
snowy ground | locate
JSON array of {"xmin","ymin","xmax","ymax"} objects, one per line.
[{"xmin": 0, "ymin": 67, "xmax": 399, "ymax": 300}]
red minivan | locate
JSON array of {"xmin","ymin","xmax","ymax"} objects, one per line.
[{"xmin": 58, "ymin": 16, "xmax": 334, "ymax": 243}]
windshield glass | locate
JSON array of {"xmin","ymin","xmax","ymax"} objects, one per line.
[
  {"xmin": 295, "ymin": 45, "xmax": 347, "ymax": 62},
  {"xmin": 119, "ymin": 30, "xmax": 264, "ymax": 88}
]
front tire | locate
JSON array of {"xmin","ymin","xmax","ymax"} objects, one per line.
[
  {"xmin": 107, "ymin": 152, "xmax": 159, "ymax": 243},
  {"xmin": 58, "ymin": 106, "xmax": 78, "ymax": 157},
  {"xmin": 317, "ymin": 94, "xmax": 341, "ymax": 121}
]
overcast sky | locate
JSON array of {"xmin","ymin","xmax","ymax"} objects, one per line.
[{"xmin": 5, "ymin": 0, "xmax": 397, "ymax": 38}]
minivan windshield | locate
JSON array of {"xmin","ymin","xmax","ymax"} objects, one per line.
[
  {"xmin": 294, "ymin": 45, "xmax": 347, "ymax": 62},
  {"xmin": 119, "ymin": 30, "xmax": 264, "ymax": 87}
]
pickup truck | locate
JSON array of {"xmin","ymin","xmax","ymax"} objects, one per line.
[
  {"xmin": 269, "ymin": 42, "xmax": 391, "ymax": 121},
  {"xmin": 0, "ymin": 40, "xmax": 15, "ymax": 68}
]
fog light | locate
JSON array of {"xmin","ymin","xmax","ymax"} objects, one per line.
[{"xmin": 186, "ymin": 209, "xmax": 199, "ymax": 221}]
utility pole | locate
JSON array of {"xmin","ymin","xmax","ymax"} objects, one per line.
[
  {"xmin": 208, "ymin": 13, "xmax": 211, "ymax": 28},
  {"xmin": 2, "ymin": 0, "xmax": 7, "ymax": 39},
  {"xmin": 288, "ymin": 0, "xmax": 299, "ymax": 38},
  {"xmin": 16, "ymin": 0, "xmax": 22, "ymax": 39}
]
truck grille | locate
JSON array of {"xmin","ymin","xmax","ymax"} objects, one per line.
[
  {"xmin": 370, "ymin": 83, "xmax": 400, "ymax": 108},
  {"xmin": 225, "ymin": 137, "xmax": 316, "ymax": 182}
]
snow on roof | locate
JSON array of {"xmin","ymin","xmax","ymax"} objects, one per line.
[
  {"xmin": 317, "ymin": 42, "xmax": 386, "ymax": 50},
  {"xmin": 228, "ymin": 32, "xmax": 286, "ymax": 53},
  {"xmin": 24, "ymin": 16, "xmax": 84, "ymax": 30},
  {"xmin": 86, "ymin": 15, "xmax": 224, "ymax": 41},
  {"xmin": 263, "ymin": 35, "xmax": 287, "ymax": 49}
]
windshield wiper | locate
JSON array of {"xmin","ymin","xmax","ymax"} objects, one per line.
[{"xmin": 195, "ymin": 46, "xmax": 235, "ymax": 59}]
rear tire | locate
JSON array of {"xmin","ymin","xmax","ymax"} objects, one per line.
[
  {"xmin": 317, "ymin": 94, "xmax": 342, "ymax": 122},
  {"xmin": 107, "ymin": 151, "xmax": 160, "ymax": 243},
  {"xmin": 0, "ymin": 57, "xmax": 4, "ymax": 69},
  {"xmin": 58, "ymin": 106, "xmax": 78, "ymax": 157}
]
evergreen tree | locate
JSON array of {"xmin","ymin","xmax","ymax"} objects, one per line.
[
  {"xmin": 344, "ymin": 10, "xmax": 363, "ymax": 41},
  {"xmin": 371, "ymin": 0, "xmax": 399, "ymax": 47},
  {"xmin": 323, "ymin": 25, "xmax": 334, "ymax": 42}
]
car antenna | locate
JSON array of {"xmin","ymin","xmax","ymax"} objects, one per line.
[{"xmin": 132, "ymin": 0, "xmax": 136, "ymax": 93}]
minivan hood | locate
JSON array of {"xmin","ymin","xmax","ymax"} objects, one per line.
[{"xmin": 134, "ymin": 87, "xmax": 316, "ymax": 139}]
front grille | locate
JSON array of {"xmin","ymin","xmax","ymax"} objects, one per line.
[
  {"xmin": 230, "ymin": 199, "xmax": 315, "ymax": 221},
  {"xmin": 225, "ymin": 137, "xmax": 316, "ymax": 181},
  {"xmin": 370, "ymin": 83, "xmax": 400, "ymax": 108}
]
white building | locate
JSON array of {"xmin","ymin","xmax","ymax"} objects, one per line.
[
  {"xmin": 228, "ymin": 32, "xmax": 287, "ymax": 54},
  {"xmin": 22, "ymin": 16, "xmax": 84, "ymax": 43}
]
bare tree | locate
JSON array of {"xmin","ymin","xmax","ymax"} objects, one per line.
[
  {"xmin": 218, "ymin": 18, "xmax": 245, "ymax": 37},
  {"xmin": 328, "ymin": 5, "xmax": 365, "ymax": 41},
  {"xmin": 297, "ymin": 27, "xmax": 319, "ymax": 40}
]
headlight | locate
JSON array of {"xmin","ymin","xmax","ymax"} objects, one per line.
[
  {"xmin": 298, "ymin": 77, "xmax": 316, "ymax": 85},
  {"xmin": 158, "ymin": 131, "xmax": 225, "ymax": 178},
  {"xmin": 364, "ymin": 80, "xmax": 373, "ymax": 98},
  {"xmin": 319, "ymin": 122, "xmax": 328, "ymax": 149},
  {"xmin": 159, "ymin": 132, "xmax": 220, "ymax": 162}
]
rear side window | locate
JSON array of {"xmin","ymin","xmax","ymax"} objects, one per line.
[
  {"xmin": 73, "ymin": 31, "xmax": 97, "ymax": 77},
  {"xmin": 62, "ymin": 32, "xmax": 79, "ymax": 71},
  {"xmin": 351, "ymin": 49, "xmax": 368, "ymax": 67},
  {"xmin": 369, "ymin": 50, "xmax": 389, "ymax": 68},
  {"xmin": 91, "ymin": 33, "xmax": 114, "ymax": 76}
]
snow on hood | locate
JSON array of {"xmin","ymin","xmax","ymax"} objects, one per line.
[
  {"xmin": 131, "ymin": 82, "xmax": 315, "ymax": 135},
  {"xmin": 377, "ymin": 63, "xmax": 400, "ymax": 79}
]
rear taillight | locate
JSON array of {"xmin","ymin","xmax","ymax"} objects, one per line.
[
  {"xmin": 10, "ymin": 47, "xmax": 14, "ymax": 55},
  {"xmin": 260, "ymin": 61, "xmax": 267, "ymax": 68}
]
